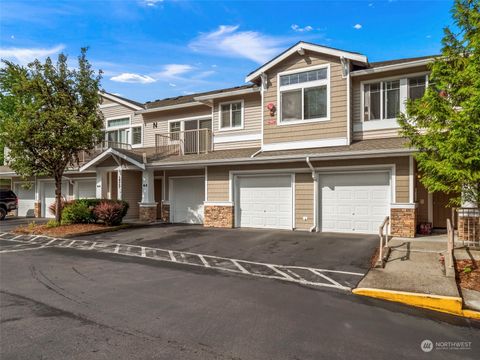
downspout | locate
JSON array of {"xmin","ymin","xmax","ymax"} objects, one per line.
[{"xmin": 306, "ymin": 157, "xmax": 317, "ymax": 232}]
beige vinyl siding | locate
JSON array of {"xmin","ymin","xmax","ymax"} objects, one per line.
[
  {"xmin": 352, "ymin": 65, "xmax": 429, "ymax": 134},
  {"xmin": 207, "ymin": 162, "xmax": 309, "ymax": 202},
  {"xmin": 263, "ymin": 50, "xmax": 348, "ymax": 144},
  {"xmin": 101, "ymin": 104, "xmax": 143, "ymax": 126},
  {"xmin": 295, "ymin": 172, "xmax": 314, "ymax": 230},
  {"xmin": 142, "ymin": 106, "xmax": 211, "ymax": 148},
  {"xmin": 121, "ymin": 170, "xmax": 142, "ymax": 219},
  {"xmin": 207, "ymin": 156, "xmax": 410, "ymax": 204},
  {"xmin": 100, "ymin": 97, "xmax": 116, "ymax": 105},
  {"xmin": 353, "ymin": 128, "xmax": 400, "ymax": 140},
  {"xmin": 212, "ymin": 93, "xmax": 262, "ymax": 150}
]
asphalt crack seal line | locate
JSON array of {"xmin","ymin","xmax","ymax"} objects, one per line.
[{"xmin": 0, "ymin": 232, "xmax": 363, "ymax": 291}]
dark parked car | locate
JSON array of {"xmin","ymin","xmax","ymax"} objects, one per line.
[{"xmin": 0, "ymin": 190, "xmax": 18, "ymax": 220}]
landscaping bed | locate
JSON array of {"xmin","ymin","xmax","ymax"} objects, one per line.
[
  {"xmin": 14, "ymin": 222, "xmax": 130, "ymax": 238},
  {"xmin": 455, "ymin": 259, "xmax": 480, "ymax": 292}
]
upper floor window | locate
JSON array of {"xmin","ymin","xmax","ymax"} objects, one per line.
[
  {"xmin": 408, "ymin": 76, "xmax": 427, "ymax": 100},
  {"xmin": 219, "ymin": 101, "xmax": 243, "ymax": 130},
  {"xmin": 279, "ymin": 65, "xmax": 329, "ymax": 123},
  {"xmin": 363, "ymin": 74, "xmax": 427, "ymax": 122},
  {"xmin": 107, "ymin": 117, "xmax": 130, "ymax": 128},
  {"xmin": 169, "ymin": 121, "xmax": 181, "ymax": 140},
  {"xmin": 131, "ymin": 126, "xmax": 142, "ymax": 146}
]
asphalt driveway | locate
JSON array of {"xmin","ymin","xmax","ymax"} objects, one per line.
[{"xmin": 78, "ymin": 224, "xmax": 378, "ymax": 274}]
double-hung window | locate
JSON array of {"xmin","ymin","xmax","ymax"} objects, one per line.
[
  {"xmin": 219, "ymin": 101, "xmax": 243, "ymax": 130},
  {"xmin": 169, "ymin": 121, "xmax": 181, "ymax": 140},
  {"xmin": 279, "ymin": 66, "xmax": 329, "ymax": 123},
  {"xmin": 363, "ymin": 74, "xmax": 427, "ymax": 122}
]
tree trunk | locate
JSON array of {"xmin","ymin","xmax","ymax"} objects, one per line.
[{"xmin": 54, "ymin": 174, "xmax": 63, "ymax": 223}]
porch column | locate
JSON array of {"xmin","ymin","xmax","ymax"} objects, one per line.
[
  {"xmin": 96, "ymin": 169, "xmax": 107, "ymax": 199},
  {"xmin": 138, "ymin": 168, "xmax": 157, "ymax": 222}
]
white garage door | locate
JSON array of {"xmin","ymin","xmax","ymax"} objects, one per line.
[
  {"xmin": 236, "ymin": 175, "xmax": 292, "ymax": 230},
  {"xmin": 14, "ymin": 182, "xmax": 35, "ymax": 217},
  {"xmin": 77, "ymin": 180, "xmax": 96, "ymax": 199},
  {"xmin": 171, "ymin": 177, "xmax": 205, "ymax": 224},
  {"xmin": 43, "ymin": 182, "xmax": 68, "ymax": 218},
  {"xmin": 319, "ymin": 172, "xmax": 390, "ymax": 234}
]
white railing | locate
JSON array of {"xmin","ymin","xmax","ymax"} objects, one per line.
[
  {"xmin": 155, "ymin": 129, "xmax": 213, "ymax": 157},
  {"xmin": 377, "ymin": 216, "xmax": 390, "ymax": 268}
]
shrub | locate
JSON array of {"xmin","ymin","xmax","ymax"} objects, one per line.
[
  {"xmin": 46, "ymin": 219, "xmax": 61, "ymax": 228},
  {"xmin": 48, "ymin": 199, "xmax": 75, "ymax": 217},
  {"xmin": 93, "ymin": 200, "xmax": 129, "ymax": 226},
  {"xmin": 61, "ymin": 201, "xmax": 95, "ymax": 224}
]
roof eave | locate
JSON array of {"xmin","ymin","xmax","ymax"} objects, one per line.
[
  {"xmin": 136, "ymin": 101, "xmax": 206, "ymax": 114},
  {"xmin": 245, "ymin": 42, "xmax": 368, "ymax": 83},
  {"xmin": 194, "ymin": 87, "xmax": 260, "ymax": 101},
  {"xmin": 351, "ymin": 58, "xmax": 434, "ymax": 76},
  {"xmin": 100, "ymin": 92, "xmax": 143, "ymax": 111}
]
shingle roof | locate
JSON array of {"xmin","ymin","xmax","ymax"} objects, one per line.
[
  {"xmin": 144, "ymin": 84, "xmax": 256, "ymax": 109},
  {"xmin": 368, "ymin": 55, "xmax": 438, "ymax": 68},
  {"xmin": 147, "ymin": 138, "xmax": 411, "ymax": 167},
  {"xmin": 102, "ymin": 91, "xmax": 145, "ymax": 108}
]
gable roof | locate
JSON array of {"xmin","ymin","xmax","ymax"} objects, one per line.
[
  {"xmin": 245, "ymin": 41, "xmax": 368, "ymax": 83},
  {"xmin": 100, "ymin": 91, "xmax": 144, "ymax": 110}
]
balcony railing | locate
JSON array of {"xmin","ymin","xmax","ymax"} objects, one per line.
[
  {"xmin": 74, "ymin": 141, "xmax": 132, "ymax": 167},
  {"xmin": 155, "ymin": 129, "xmax": 213, "ymax": 157}
]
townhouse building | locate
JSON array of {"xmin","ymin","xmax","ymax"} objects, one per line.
[{"xmin": 1, "ymin": 41, "xmax": 452, "ymax": 237}]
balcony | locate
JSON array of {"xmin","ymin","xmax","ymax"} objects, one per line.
[
  {"xmin": 75, "ymin": 141, "xmax": 133, "ymax": 167},
  {"xmin": 155, "ymin": 129, "xmax": 213, "ymax": 157}
]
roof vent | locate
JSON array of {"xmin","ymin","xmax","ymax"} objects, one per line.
[{"xmin": 297, "ymin": 47, "xmax": 305, "ymax": 56}]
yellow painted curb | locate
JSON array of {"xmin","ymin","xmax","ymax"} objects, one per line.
[{"xmin": 352, "ymin": 287, "xmax": 478, "ymax": 318}]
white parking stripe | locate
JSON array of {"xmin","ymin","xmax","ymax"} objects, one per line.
[{"xmin": 0, "ymin": 231, "xmax": 364, "ymax": 291}]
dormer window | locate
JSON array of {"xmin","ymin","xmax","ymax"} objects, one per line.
[{"xmin": 278, "ymin": 65, "xmax": 330, "ymax": 124}]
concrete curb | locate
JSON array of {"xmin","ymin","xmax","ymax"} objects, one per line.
[{"xmin": 352, "ymin": 288, "xmax": 480, "ymax": 320}]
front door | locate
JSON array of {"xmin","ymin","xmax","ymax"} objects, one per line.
[{"xmin": 432, "ymin": 192, "xmax": 454, "ymax": 228}]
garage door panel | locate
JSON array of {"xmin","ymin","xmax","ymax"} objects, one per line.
[
  {"xmin": 236, "ymin": 175, "xmax": 292, "ymax": 230},
  {"xmin": 320, "ymin": 172, "xmax": 390, "ymax": 234},
  {"xmin": 14, "ymin": 183, "xmax": 35, "ymax": 217},
  {"xmin": 171, "ymin": 177, "xmax": 204, "ymax": 224},
  {"xmin": 78, "ymin": 180, "xmax": 96, "ymax": 199}
]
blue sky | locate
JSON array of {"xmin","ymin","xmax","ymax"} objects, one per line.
[{"xmin": 1, "ymin": 0, "xmax": 455, "ymax": 102}]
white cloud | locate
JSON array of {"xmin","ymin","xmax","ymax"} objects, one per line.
[
  {"xmin": 291, "ymin": 24, "xmax": 313, "ymax": 33},
  {"xmin": 141, "ymin": 0, "xmax": 163, "ymax": 7},
  {"xmin": 169, "ymin": 83, "xmax": 176, "ymax": 87},
  {"xmin": 353, "ymin": 24, "xmax": 362, "ymax": 30},
  {"xmin": 189, "ymin": 25, "xmax": 287, "ymax": 64},
  {"xmin": 0, "ymin": 44, "xmax": 65, "ymax": 65},
  {"xmin": 110, "ymin": 73, "xmax": 156, "ymax": 84},
  {"xmin": 426, "ymin": 35, "xmax": 432, "ymax": 39},
  {"xmin": 368, "ymin": 3, "xmax": 374, "ymax": 7},
  {"xmin": 155, "ymin": 64, "xmax": 194, "ymax": 78}
]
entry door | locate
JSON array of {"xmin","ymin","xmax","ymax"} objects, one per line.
[
  {"xmin": 154, "ymin": 178, "xmax": 162, "ymax": 219},
  {"xmin": 320, "ymin": 172, "xmax": 390, "ymax": 234},
  {"xmin": 236, "ymin": 175, "xmax": 293, "ymax": 230},
  {"xmin": 171, "ymin": 177, "xmax": 205, "ymax": 224},
  {"xmin": 433, "ymin": 192, "xmax": 454, "ymax": 228}
]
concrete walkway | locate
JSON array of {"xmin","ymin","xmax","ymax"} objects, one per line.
[{"xmin": 354, "ymin": 237, "xmax": 480, "ymax": 319}]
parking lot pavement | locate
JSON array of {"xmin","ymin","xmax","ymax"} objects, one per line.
[
  {"xmin": 1, "ymin": 242, "xmax": 479, "ymax": 360},
  {"xmin": 0, "ymin": 216, "xmax": 48, "ymax": 232},
  {"xmin": 77, "ymin": 224, "xmax": 379, "ymax": 274}
]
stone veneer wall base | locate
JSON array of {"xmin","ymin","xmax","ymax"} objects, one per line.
[
  {"xmin": 391, "ymin": 207, "xmax": 417, "ymax": 238},
  {"xmin": 204, "ymin": 205, "xmax": 234, "ymax": 228}
]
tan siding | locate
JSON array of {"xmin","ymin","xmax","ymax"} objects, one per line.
[
  {"xmin": 295, "ymin": 172, "xmax": 314, "ymax": 230},
  {"xmin": 207, "ymin": 162, "xmax": 309, "ymax": 202},
  {"xmin": 213, "ymin": 140, "xmax": 260, "ymax": 150},
  {"xmin": 142, "ymin": 106, "xmax": 211, "ymax": 148},
  {"xmin": 352, "ymin": 128, "xmax": 400, "ymax": 140},
  {"xmin": 263, "ymin": 51, "xmax": 348, "ymax": 144},
  {"xmin": 121, "ymin": 170, "xmax": 142, "ymax": 219}
]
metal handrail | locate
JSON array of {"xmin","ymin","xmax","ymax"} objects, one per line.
[
  {"xmin": 446, "ymin": 218, "xmax": 455, "ymax": 275},
  {"xmin": 155, "ymin": 128, "xmax": 213, "ymax": 157},
  {"xmin": 378, "ymin": 216, "xmax": 390, "ymax": 267}
]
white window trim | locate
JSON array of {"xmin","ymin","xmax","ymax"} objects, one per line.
[
  {"xmin": 360, "ymin": 72, "xmax": 429, "ymax": 124},
  {"xmin": 277, "ymin": 63, "xmax": 331, "ymax": 125},
  {"xmin": 218, "ymin": 100, "xmax": 244, "ymax": 131},
  {"xmin": 130, "ymin": 125, "xmax": 143, "ymax": 148},
  {"xmin": 106, "ymin": 114, "xmax": 132, "ymax": 129}
]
